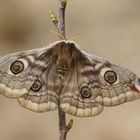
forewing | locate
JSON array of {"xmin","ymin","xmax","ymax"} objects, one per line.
[
  {"xmin": 60, "ymin": 52, "xmax": 140, "ymax": 117},
  {"xmin": 0, "ymin": 47, "xmax": 59, "ymax": 112}
]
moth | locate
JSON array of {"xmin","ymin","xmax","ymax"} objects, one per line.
[{"xmin": 0, "ymin": 40, "xmax": 140, "ymax": 117}]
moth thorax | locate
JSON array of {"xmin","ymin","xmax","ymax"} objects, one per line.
[
  {"xmin": 57, "ymin": 65, "xmax": 69, "ymax": 81},
  {"xmin": 57, "ymin": 52, "xmax": 72, "ymax": 77}
]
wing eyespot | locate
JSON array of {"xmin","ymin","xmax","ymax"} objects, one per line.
[
  {"xmin": 31, "ymin": 80, "xmax": 42, "ymax": 92},
  {"xmin": 104, "ymin": 70, "xmax": 117, "ymax": 84},
  {"xmin": 10, "ymin": 60, "xmax": 24, "ymax": 74},
  {"xmin": 80, "ymin": 86, "xmax": 91, "ymax": 99}
]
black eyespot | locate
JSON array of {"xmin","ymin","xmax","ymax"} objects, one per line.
[
  {"xmin": 80, "ymin": 86, "xmax": 91, "ymax": 99},
  {"xmin": 104, "ymin": 70, "xmax": 117, "ymax": 84},
  {"xmin": 10, "ymin": 60, "xmax": 24, "ymax": 74},
  {"xmin": 31, "ymin": 80, "xmax": 42, "ymax": 92}
]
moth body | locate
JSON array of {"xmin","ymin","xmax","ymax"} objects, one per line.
[{"xmin": 0, "ymin": 40, "xmax": 140, "ymax": 117}]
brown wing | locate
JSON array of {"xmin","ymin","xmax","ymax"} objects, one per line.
[
  {"xmin": 60, "ymin": 49, "xmax": 140, "ymax": 117},
  {"xmin": 0, "ymin": 46, "xmax": 59, "ymax": 112}
]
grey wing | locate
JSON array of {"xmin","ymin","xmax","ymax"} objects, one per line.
[
  {"xmin": 60, "ymin": 54, "xmax": 140, "ymax": 117},
  {"xmin": 60, "ymin": 56, "xmax": 104, "ymax": 117},
  {"xmin": 0, "ymin": 47, "xmax": 59, "ymax": 112}
]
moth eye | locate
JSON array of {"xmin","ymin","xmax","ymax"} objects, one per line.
[
  {"xmin": 104, "ymin": 70, "xmax": 117, "ymax": 84},
  {"xmin": 80, "ymin": 86, "xmax": 91, "ymax": 99},
  {"xmin": 10, "ymin": 60, "xmax": 24, "ymax": 74},
  {"xmin": 31, "ymin": 80, "xmax": 42, "ymax": 92},
  {"xmin": 68, "ymin": 42, "xmax": 75, "ymax": 47}
]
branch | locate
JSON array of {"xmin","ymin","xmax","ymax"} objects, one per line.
[
  {"xmin": 49, "ymin": 0, "xmax": 73, "ymax": 140},
  {"xmin": 57, "ymin": 0, "xmax": 67, "ymax": 39},
  {"xmin": 49, "ymin": 0, "xmax": 67, "ymax": 39},
  {"xmin": 58, "ymin": 108, "xmax": 73, "ymax": 140}
]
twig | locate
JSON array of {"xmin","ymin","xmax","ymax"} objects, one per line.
[
  {"xmin": 49, "ymin": 0, "xmax": 73, "ymax": 140},
  {"xmin": 49, "ymin": 0, "xmax": 66, "ymax": 39},
  {"xmin": 57, "ymin": 0, "xmax": 66, "ymax": 39},
  {"xmin": 58, "ymin": 108, "xmax": 73, "ymax": 140}
]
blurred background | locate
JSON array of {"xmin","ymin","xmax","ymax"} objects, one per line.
[{"xmin": 0, "ymin": 0, "xmax": 140, "ymax": 140}]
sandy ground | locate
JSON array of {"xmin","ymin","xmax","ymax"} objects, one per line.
[{"xmin": 0, "ymin": 0, "xmax": 140, "ymax": 140}]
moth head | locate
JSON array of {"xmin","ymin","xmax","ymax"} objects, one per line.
[
  {"xmin": 54, "ymin": 40, "xmax": 76, "ymax": 49},
  {"xmin": 67, "ymin": 42, "xmax": 76, "ymax": 48}
]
